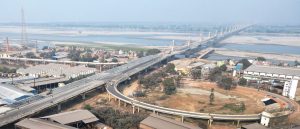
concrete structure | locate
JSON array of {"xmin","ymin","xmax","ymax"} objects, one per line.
[
  {"xmin": 243, "ymin": 65, "xmax": 300, "ymax": 81},
  {"xmin": 283, "ymin": 80, "xmax": 299, "ymax": 99},
  {"xmin": 41, "ymin": 110, "xmax": 99, "ymax": 127},
  {"xmin": 140, "ymin": 114, "xmax": 202, "ymax": 129},
  {"xmin": 15, "ymin": 118, "xmax": 77, "ymax": 129},
  {"xmin": 0, "ymin": 84, "xmax": 33, "ymax": 103},
  {"xmin": 240, "ymin": 123, "xmax": 268, "ymax": 129},
  {"xmin": 260, "ymin": 111, "xmax": 289, "ymax": 128},
  {"xmin": 17, "ymin": 64, "xmax": 96, "ymax": 79}
]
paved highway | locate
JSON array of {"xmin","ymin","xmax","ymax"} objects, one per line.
[{"xmin": 0, "ymin": 24, "xmax": 256, "ymax": 127}]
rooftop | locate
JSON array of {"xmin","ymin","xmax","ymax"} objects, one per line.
[
  {"xmin": 245, "ymin": 65, "xmax": 300, "ymax": 77},
  {"xmin": 41, "ymin": 110, "xmax": 99, "ymax": 125},
  {"xmin": 0, "ymin": 84, "xmax": 33, "ymax": 101},
  {"xmin": 15, "ymin": 118, "xmax": 77, "ymax": 129},
  {"xmin": 140, "ymin": 114, "xmax": 202, "ymax": 129}
]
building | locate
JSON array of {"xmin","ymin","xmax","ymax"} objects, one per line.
[
  {"xmin": 240, "ymin": 123, "xmax": 268, "ymax": 129},
  {"xmin": 15, "ymin": 118, "xmax": 77, "ymax": 129},
  {"xmin": 260, "ymin": 111, "xmax": 289, "ymax": 128},
  {"xmin": 0, "ymin": 84, "xmax": 33, "ymax": 104},
  {"xmin": 41, "ymin": 110, "xmax": 99, "ymax": 128},
  {"xmin": 282, "ymin": 80, "xmax": 299, "ymax": 100},
  {"xmin": 17, "ymin": 64, "xmax": 96, "ymax": 79},
  {"xmin": 243, "ymin": 65, "xmax": 300, "ymax": 81},
  {"xmin": 139, "ymin": 114, "xmax": 202, "ymax": 129}
]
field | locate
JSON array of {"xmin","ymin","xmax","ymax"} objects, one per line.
[{"xmin": 125, "ymin": 78, "xmax": 266, "ymax": 115}]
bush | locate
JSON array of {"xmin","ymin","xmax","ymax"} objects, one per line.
[
  {"xmin": 84, "ymin": 104, "xmax": 93, "ymax": 110},
  {"xmin": 163, "ymin": 78, "xmax": 176, "ymax": 95},
  {"xmin": 134, "ymin": 91, "xmax": 146, "ymax": 97},
  {"xmin": 238, "ymin": 78, "xmax": 247, "ymax": 86},
  {"xmin": 222, "ymin": 102, "xmax": 246, "ymax": 113},
  {"xmin": 217, "ymin": 76, "xmax": 233, "ymax": 90}
]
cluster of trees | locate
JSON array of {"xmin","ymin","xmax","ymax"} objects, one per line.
[
  {"xmin": 162, "ymin": 78, "xmax": 176, "ymax": 95},
  {"xmin": 39, "ymin": 50, "xmax": 56, "ymax": 59},
  {"xmin": 68, "ymin": 49, "xmax": 98, "ymax": 62},
  {"xmin": 190, "ymin": 68, "xmax": 202, "ymax": 80},
  {"xmin": 256, "ymin": 57, "xmax": 266, "ymax": 61},
  {"xmin": 91, "ymin": 107, "xmax": 146, "ymax": 129},
  {"xmin": 139, "ymin": 63, "xmax": 179, "ymax": 95},
  {"xmin": 0, "ymin": 66, "xmax": 16, "ymax": 73},
  {"xmin": 25, "ymin": 52, "xmax": 37, "ymax": 58},
  {"xmin": 208, "ymin": 65, "xmax": 235, "ymax": 90},
  {"xmin": 137, "ymin": 49, "xmax": 161, "ymax": 58}
]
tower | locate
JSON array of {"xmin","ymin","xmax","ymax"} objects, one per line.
[
  {"xmin": 6, "ymin": 37, "xmax": 10, "ymax": 52},
  {"xmin": 21, "ymin": 6, "xmax": 28, "ymax": 46},
  {"xmin": 171, "ymin": 40, "xmax": 175, "ymax": 52}
]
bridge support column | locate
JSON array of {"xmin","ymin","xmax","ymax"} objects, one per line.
[
  {"xmin": 181, "ymin": 116, "xmax": 184, "ymax": 123},
  {"xmin": 118, "ymin": 99, "xmax": 121, "ymax": 107},
  {"xmin": 108, "ymin": 94, "xmax": 111, "ymax": 101},
  {"xmin": 137, "ymin": 107, "xmax": 140, "ymax": 113},
  {"xmin": 124, "ymin": 102, "xmax": 127, "ymax": 107},
  {"xmin": 237, "ymin": 120, "xmax": 240, "ymax": 127},
  {"xmin": 81, "ymin": 93, "xmax": 86, "ymax": 100},
  {"xmin": 132, "ymin": 106, "xmax": 135, "ymax": 114},
  {"xmin": 57, "ymin": 104, "xmax": 61, "ymax": 111}
]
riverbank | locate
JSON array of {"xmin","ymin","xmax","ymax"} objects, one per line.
[
  {"xmin": 214, "ymin": 48, "xmax": 300, "ymax": 61},
  {"xmin": 221, "ymin": 35, "xmax": 300, "ymax": 47}
]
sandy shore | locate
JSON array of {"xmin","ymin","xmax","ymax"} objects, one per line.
[
  {"xmin": 149, "ymin": 35, "xmax": 209, "ymax": 41},
  {"xmin": 221, "ymin": 35, "xmax": 300, "ymax": 47},
  {"xmin": 0, "ymin": 26, "xmax": 187, "ymax": 36},
  {"xmin": 214, "ymin": 48, "xmax": 300, "ymax": 61}
]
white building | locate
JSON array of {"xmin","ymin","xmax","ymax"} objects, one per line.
[
  {"xmin": 243, "ymin": 65, "xmax": 300, "ymax": 81},
  {"xmin": 282, "ymin": 80, "xmax": 299, "ymax": 99}
]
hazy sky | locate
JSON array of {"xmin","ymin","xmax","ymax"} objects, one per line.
[{"xmin": 0, "ymin": 0, "xmax": 300, "ymax": 25}]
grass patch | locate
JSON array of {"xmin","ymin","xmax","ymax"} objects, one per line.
[{"xmin": 222, "ymin": 102, "xmax": 245, "ymax": 113}]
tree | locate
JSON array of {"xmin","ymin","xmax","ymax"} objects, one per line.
[
  {"xmin": 295, "ymin": 60, "xmax": 300, "ymax": 66},
  {"xmin": 218, "ymin": 76, "xmax": 233, "ymax": 90},
  {"xmin": 25, "ymin": 52, "xmax": 36, "ymax": 58},
  {"xmin": 112, "ymin": 58, "xmax": 118, "ymax": 62},
  {"xmin": 208, "ymin": 67, "xmax": 222, "ymax": 81},
  {"xmin": 165, "ymin": 63, "xmax": 176, "ymax": 74},
  {"xmin": 191, "ymin": 69, "xmax": 201, "ymax": 80},
  {"xmin": 238, "ymin": 59, "xmax": 251, "ymax": 69},
  {"xmin": 163, "ymin": 78, "xmax": 176, "ymax": 95},
  {"xmin": 146, "ymin": 49, "xmax": 161, "ymax": 56},
  {"xmin": 209, "ymin": 88, "xmax": 214, "ymax": 105},
  {"xmin": 238, "ymin": 78, "xmax": 247, "ymax": 86},
  {"xmin": 137, "ymin": 51, "xmax": 144, "ymax": 58},
  {"xmin": 219, "ymin": 64, "xmax": 227, "ymax": 72},
  {"xmin": 256, "ymin": 57, "xmax": 266, "ymax": 61}
]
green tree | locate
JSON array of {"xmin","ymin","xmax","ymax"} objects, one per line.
[
  {"xmin": 209, "ymin": 88, "xmax": 214, "ymax": 105},
  {"xmin": 208, "ymin": 67, "xmax": 222, "ymax": 81},
  {"xmin": 112, "ymin": 58, "xmax": 118, "ymax": 62},
  {"xmin": 25, "ymin": 52, "xmax": 36, "ymax": 58},
  {"xmin": 219, "ymin": 64, "xmax": 227, "ymax": 72},
  {"xmin": 218, "ymin": 76, "xmax": 233, "ymax": 90},
  {"xmin": 295, "ymin": 60, "xmax": 300, "ymax": 66},
  {"xmin": 146, "ymin": 49, "xmax": 161, "ymax": 56},
  {"xmin": 165, "ymin": 63, "xmax": 176, "ymax": 74},
  {"xmin": 256, "ymin": 57, "xmax": 266, "ymax": 61},
  {"xmin": 163, "ymin": 78, "xmax": 176, "ymax": 95},
  {"xmin": 190, "ymin": 69, "xmax": 201, "ymax": 80},
  {"xmin": 238, "ymin": 78, "xmax": 247, "ymax": 86}
]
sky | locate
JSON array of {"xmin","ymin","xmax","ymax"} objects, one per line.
[{"xmin": 0, "ymin": 0, "xmax": 300, "ymax": 25}]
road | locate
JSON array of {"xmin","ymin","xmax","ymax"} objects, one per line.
[{"xmin": 0, "ymin": 24, "xmax": 254, "ymax": 127}]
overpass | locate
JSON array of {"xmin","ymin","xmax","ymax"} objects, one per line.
[{"xmin": 0, "ymin": 24, "xmax": 261, "ymax": 127}]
